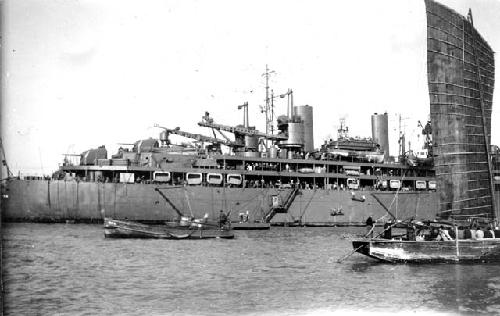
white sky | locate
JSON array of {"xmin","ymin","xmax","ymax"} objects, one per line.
[{"xmin": 2, "ymin": 0, "xmax": 500, "ymax": 175}]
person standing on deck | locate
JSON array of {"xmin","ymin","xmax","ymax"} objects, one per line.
[{"xmin": 366, "ymin": 216, "xmax": 375, "ymax": 238}]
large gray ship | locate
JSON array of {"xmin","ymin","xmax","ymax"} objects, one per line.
[{"xmin": 1, "ymin": 0, "xmax": 499, "ymax": 227}]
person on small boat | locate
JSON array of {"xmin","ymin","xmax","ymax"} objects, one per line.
[
  {"xmin": 219, "ymin": 210, "xmax": 228, "ymax": 228},
  {"xmin": 475, "ymin": 227, "xmax": 484, "ymax": 239},
  {"xmin": 383, "ymin": 221, "xmax": 392, "ymax": 239},
  {"xmin": 416, "ymin": 230, "xmax": 426, "ymax": 241},
  {"xmin": 435, "ymin": 226, "xmax": 453, "ymax": 241},
  {"xmin": 485, "ymin": 227, "xmax": 495, "ymax": 238},
  {"xmin": 442, "ymin": 226, "xmax": 453, "ymax": 240},
  {"xmin": 365, "ymin": 216, "xmax": 374, "ymax": 238},
  {"xmin": 407, "ymin": 224, "xmax": 417, "ymax": 241},
  {"xmin": 238, "ymin": 211, "xmax": 250, "ymax": 223}
]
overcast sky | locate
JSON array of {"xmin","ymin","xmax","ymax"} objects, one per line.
[{"xmin": 2, "ymin": 0, "xmax": 500, "ymax": 175}]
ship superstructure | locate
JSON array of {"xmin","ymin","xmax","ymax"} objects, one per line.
[{"xmin": 57, "ymin": 95, "xmax": 436, "ymax": 193}]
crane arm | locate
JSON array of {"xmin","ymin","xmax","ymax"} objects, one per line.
[
  {"xmin": 154, "ymin": 124, "xmax": 236, "ymax": 146},
  {"xmin": 214, "ymin": 129, "xmax": 232, "ymax": 143},
  {"xmin": 198, "ymin": 114, "xmax": 287, "ymax": 140}
]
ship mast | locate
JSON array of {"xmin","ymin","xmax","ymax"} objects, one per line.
[
  {"xmin": 263, "ymin": 65, "xmax": 276, "ymax": 147},
  {"xmin": 337, "ymin": 118, "xmax": 348, "ymax": 139},
  {"xmin": 397, "ymin": 114, "xmax": 410, "ymax": 162}
]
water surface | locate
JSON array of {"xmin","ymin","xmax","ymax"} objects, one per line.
[{"xmin": 3, "ymin": 224, "xmax": 500, "ymax": 315}]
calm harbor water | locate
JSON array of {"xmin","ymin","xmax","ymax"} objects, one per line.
[{"xmin": 3, "ymin": 223, "xmax": 500, "ymax": 315}]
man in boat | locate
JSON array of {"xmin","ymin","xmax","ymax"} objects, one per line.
[
  {"xmin": 238, "ymin": 211, "xmax": 249, "ymax": 223},
  {"xmin": 219, "ymin": 210, "xmax": 228, "ymax": 229},
  {"xmin": 485, "ymin": 227, "xmax": 495, "ymax": 238},
  {"xmin": 475, "ymin": 227, "xmax": 484, "ymax": 239},
  {"xmin": 383, "ymin": 221, "xmax": 392, "ymax": 239},
  {"xmin": 416, "ymin": 230, "xmax": 426, "ymax": 241},
  {"xmin": 407, "ymin": 223, "xmax": 417, "ymax": 241},
  {"xmin": 435, "ymin": 226, "xmax": 453, "ymax": 241},
  {"xmin": 365, "ymin": 215, "xmax": 374, "ymax": 238}
]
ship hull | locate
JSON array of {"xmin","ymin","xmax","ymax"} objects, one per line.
[
  {"xmin": 2, "ymin": 179, "xmax": 448, "ymax": 226},
  {"xmin": 352, "ymin": 239, "xmax": 500, "ymax": 263}
]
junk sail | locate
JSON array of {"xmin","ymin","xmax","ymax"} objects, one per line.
[
  {"xmin": 425, "ymin": 0, "xmax": 496, "ymax": 221},
  {"xmin": 348, "ymin": 1, "xmax": 500, "ymax": 264}
]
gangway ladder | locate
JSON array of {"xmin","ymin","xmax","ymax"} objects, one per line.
[{"xmin": 264, "ymin": 187, "xmax": 300, "ymax": 223}]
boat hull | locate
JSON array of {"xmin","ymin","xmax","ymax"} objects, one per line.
[
  {"xmin": 352, "ymin": 239, "xmax": 500, "ymax": 263},
  {"xmin": 104, "ymin": 218, "xmax": 234, "ymax": 239}
]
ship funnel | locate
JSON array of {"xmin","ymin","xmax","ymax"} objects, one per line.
[
  {"xmin": 294, "ymin": 105, "xmax": 314, "ymax": 153},
  {"xmin": 371, "ymin": 112, "xmax": 389, "ymax": 160}
]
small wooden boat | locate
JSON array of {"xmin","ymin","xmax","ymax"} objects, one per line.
[
  {"xmin": 352, "ymin": 237, "xmax": 500, "ymax": 263},
  {"xmin": 104, "ymin": 217, "xmax": 234, "ymax": 239},
  {"xmin": 350, "ymin": 219, "xmax": 500, "ymax": 263},
  {"xmin": 103, "ymin": 186, "xmax": 234, "ymax": 239}
]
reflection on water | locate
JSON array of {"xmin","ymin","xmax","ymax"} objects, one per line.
[
  {"xmin": 425, "ymin": 264, "xmax": 500, "ymax": 314},
  {"xmin": 348, "ymin": 261, "xmax": 380, "ymax": 273},
  {"xmin": 3, "ymin": 224, "xmax": 500, "ymax": 315}
]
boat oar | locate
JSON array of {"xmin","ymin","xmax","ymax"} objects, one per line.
[
  {"xmin": 337, "ymin": 245, "xmax": 366, "ymax": 263},
  {"xmin": 363, "ymin": 225, "xmax": 375, "ymax": 238},
  {"xmin": 336, "ymin": 228, "xmax": 389, "ymax": 264},
  {"xmin": 338, "ymin": 225, "xmax": 395, "ymax": 263}
]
